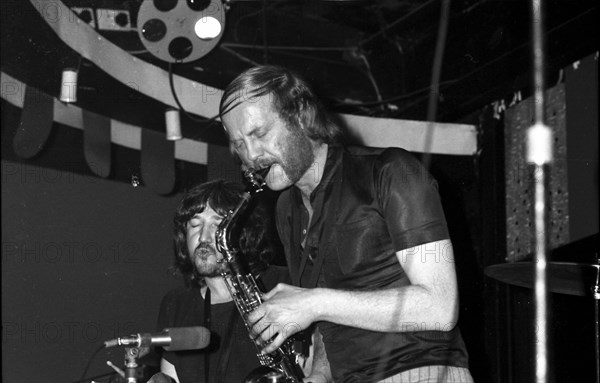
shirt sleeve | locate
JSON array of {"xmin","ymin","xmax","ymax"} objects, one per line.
[{"xmin": 375, "ymin": 148, "xmax": 449, "ymax": 251}]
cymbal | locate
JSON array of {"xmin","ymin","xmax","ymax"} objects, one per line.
[{"xmin": 485, "ymin": 262, "xmax": 600, "ymax": 296}]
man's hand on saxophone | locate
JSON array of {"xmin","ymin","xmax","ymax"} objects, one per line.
[{"xmin": 247, "ymin": 283, "xmax": 318, "ymax": 354}]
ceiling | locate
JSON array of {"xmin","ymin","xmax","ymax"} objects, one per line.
[{"xmin": 1, "ymin": 0, "xmax": 598, "ymax": 147}]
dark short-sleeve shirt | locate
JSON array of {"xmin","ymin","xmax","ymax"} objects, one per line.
[
  {"xmin": 156, "ymin": 266, "xmax": 291, "ymax": 383},
  {"xmin": 276, "ymin": 145, "xmax": 469, "ymax": 382}
]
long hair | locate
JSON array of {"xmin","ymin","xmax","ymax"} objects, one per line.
[
  {"xmin": 173, "ymin": 179, "xmax": 274, "ymax": 288},
  {"xmin": 219, "ymin": 65, "xmax": 342, "ymax": 144}
]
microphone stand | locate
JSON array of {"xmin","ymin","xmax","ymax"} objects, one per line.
[
  {"xmin": 527, "ymin": 1, "xmax": 552, "ymax": 383},
  {"xmin": 124, "ymin": 347, "xmax": 141, "ymax": 383}
]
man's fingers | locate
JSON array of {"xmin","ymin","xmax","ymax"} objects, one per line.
[
  {"xmin": 261, "ymin": 331, "xmax": 286, "ymax": 354},
  {"xmin": 262, "ymin": 289, "xmax": 276, "ymax": 300},
  {"xmin": 250, "ymin": 318, "xmax": 271, "ymax": 341},
  {"xmin": 257, "ymin": 321, "xmax": 304, "ymax": 354},
  {"xmin": 262, "ymin": 283, "xmax": 287, "ymax": 300},
  {"xmin": 247, "ymin": 307, "xmax": 265, "ymax": 327}
]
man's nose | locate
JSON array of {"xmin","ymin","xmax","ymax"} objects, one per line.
[
  {"xmin": 200, "ymin": 225, "xmax": 216, "ymax": 243},
  {"xmin": 245, "ymin": 139, "xmax": 263, "ymax": 163}
]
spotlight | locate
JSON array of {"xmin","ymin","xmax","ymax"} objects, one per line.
[
  {"xmin": 59, "ymin": 68, "xmax": 78, "ymax": 103},
  {"xmin": 137, "ymin": 0, "xmax": 226, "ymax": 63},
  {"xmin": 194, "ymin": 16, "xmax": 222, "ymax": 40}
]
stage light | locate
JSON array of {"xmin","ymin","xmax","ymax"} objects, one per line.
[
  {"xmin": 194, "ymin": 17, "xmax": 222, "ymax": 40},
  {"xmin": 59, "ymin": 68, "xmax": 78, "ymax": 103},
  {"xmin": 165, "ymin": 108, "xmax": 182, "ymax": 140},
  {"xmin": 137, "ymin": 0, "xmax": 226, "ymax": 63}
]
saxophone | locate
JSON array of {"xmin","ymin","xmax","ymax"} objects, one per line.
[{"xmin": 215, "ymin": 168, "xmax": 305, "ymax": 383}]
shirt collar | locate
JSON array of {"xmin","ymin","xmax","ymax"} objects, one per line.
[{"xmin": 292, "ymin": 144, "xmax": 343, "ymax": 203}]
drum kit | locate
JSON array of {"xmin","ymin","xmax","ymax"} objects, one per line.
[{"xmin": 485, "ymin": 234, "xmax": 599, "ymax": 382}]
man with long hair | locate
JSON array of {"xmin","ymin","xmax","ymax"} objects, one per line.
[
  {"xmin": 157, "ymin": 179, "xmax": 329, "ymax": 383},
  {"xmin": 219, "ymin": 66, "xmax": 473, "ymax": 383}
]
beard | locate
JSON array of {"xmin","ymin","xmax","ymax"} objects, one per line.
[
  {"xmin": 191, "ymin": 241, "xmax": 227, "ymax": 278},
  {"xmin": 263, "ymin": 126, "xmax": 315, "ymax": 190}
]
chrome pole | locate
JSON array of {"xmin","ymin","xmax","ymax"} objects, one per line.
[{"xmin": 527, "ymin": 1, "xmax": 552, "ymax": 383}]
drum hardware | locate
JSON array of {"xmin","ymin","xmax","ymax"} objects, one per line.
[{"xmin": 485, "ymin": 260, "xmax": 600, "ymax": 382}]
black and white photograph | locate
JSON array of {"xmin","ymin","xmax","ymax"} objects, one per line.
[{"xmin": 2, "ymin": 1, "xmax": 598, "ymax": 382}]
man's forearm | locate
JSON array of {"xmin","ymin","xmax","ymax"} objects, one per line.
[
  {"xmin": 310, "ymin": 240, "xmax": 460, "ymax": 333},
  {"xmin": 310, "ymin": 285, "xmax": 458, "ymax": 333}
]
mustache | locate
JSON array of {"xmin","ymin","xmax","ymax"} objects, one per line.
[
  {"xmin": 194, "ymin": 241, "xmax": 216, "ymax": 255},
  {"xmin": 249, "ymin": 160, "xmax": 274, "ymax": 171}
]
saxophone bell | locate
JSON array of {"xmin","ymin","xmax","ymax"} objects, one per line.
[{"xmin": 244, "ymin": 366, "xmax": 292, "ymax": 383}]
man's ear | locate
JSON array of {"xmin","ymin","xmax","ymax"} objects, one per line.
[
  {"xmin": 297, "ymin": 116, "xmax": 305, "ymax": 130},
  {"xmin": 296, "ymin": 107, "xmax": 311, "ymax": 131},
  {"xmin": 298, "ymin": 112, "xmax": 315, "ymax": 134},
  {"xmin": 296, "ymin": 99, "xmax": 306, "ymax": 130}
]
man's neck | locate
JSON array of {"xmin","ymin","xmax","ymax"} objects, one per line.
[
  {"xmin": 295, "ymin": 143, "xmax": 329, "ymax": 199},
  {"xmin": 202, "ymin": 276, "xmax": 233, "ymax": 304}
]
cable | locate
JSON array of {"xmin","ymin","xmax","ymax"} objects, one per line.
[
  {"xmin": 232, "ymin": 7, "xmax": 268, "ymax": 42},
  {"xmin": 220, "ymin": 45, "xmax": 261, "ymax": 66},
  {"xmin": 389, "ymin": 5, "xmax": 595, "ymax": 115},
  {"xmin": 421, "ymin": 0, "xmax": 451, "ymax": 170},
  {"xmin": 332, "ymin": 78, "xmax": 459, "ymax": 107},
  {"xmin": 336, "ymin": 0, "xmax": 594, "ymax": 114},
  {"xmin": 355, "ymin": 52, "xmax": 384, "ymax": 110},
  {"xmin": 168, "ymin": 62, "xmax": 218, "ymax": 125},
  {"xmin": 221, "ymin": 42, "xmax": 353, "ymax": 52},
  {"xmin": 262, "ymin": 0, "xmax": 268, "ymax": 63},
  {"xmin": 358, "ymin": 0, "xmax": 438, "ymax": 47},
  {"xmin": 263, "ymin": 47, "xmax": 357, "ymax": 67},
  {"xmin": 425, "ymin": 0, "xmax": 450, "ymax": 123},
  {"xmin": 77, "ymin": 343, "xmax": 105, "ymax": 383}
]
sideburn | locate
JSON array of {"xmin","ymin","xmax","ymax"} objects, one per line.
[{"xmin": 280, "ymin": 123, "xmax": 316, "ymax": 184}]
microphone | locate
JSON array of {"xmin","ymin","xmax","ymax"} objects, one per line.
[{"xmin": 104, "ymin": 327, "xmax": 210, "ymax": 351}]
